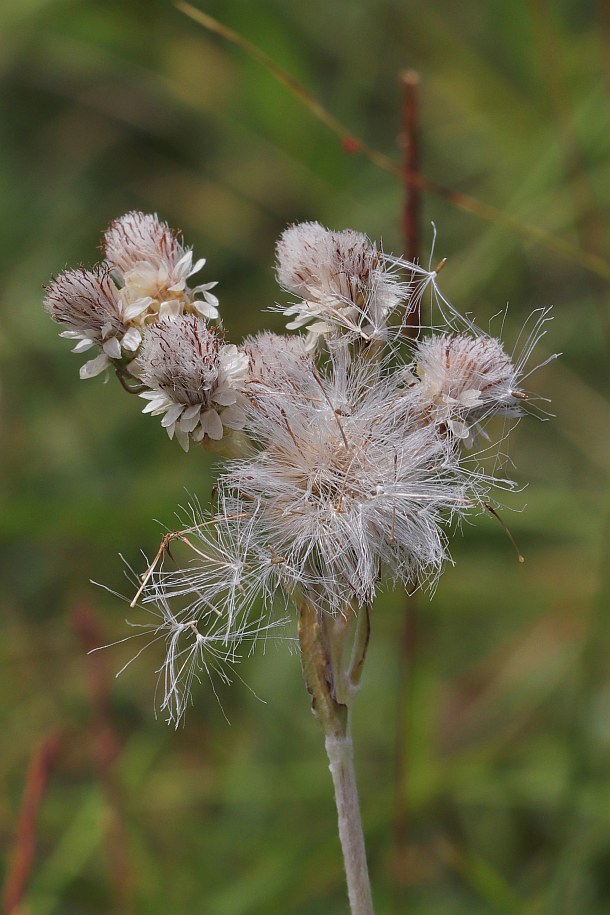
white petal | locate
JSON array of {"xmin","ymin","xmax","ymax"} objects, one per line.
[
  {"xmin": 72, "ymin": 338, "xmax": 95, "ymax": 354},
  {"xmin": 285, "ymin": 314, "xmax": 314, "ymax": 330},
  {"xmin": 174, "ymin": 251, "xmax": 193, "ymax": 274},
  {"xmin": 220, "ymin": 405, "xmax": 246, "ymax": 429},
  {"xmin": 307, "ymin": 320, "xmax": 331, "ymax": 336},
  {"xmin": 141, "ymin": 396, "xmax": 168, "ymax": 415},
  {"xmin": 159, "ymin": 300, "xmax": 183, "ymax": 320},
  {"xmin": 302, "ymin": 331, "xmax": 320, "ymax": 352},
  {"xmin": 202, "ymin": 289, "xmax": 219, "ymax": 307},
  {"xmin": 102, "ymin": 337, "xmax": 122, "ymax": 359},
  {"xmin": 459, "ymin": 389, "xmax": 483, "ymax": 408},
  {"xmin": 192, "ymin": 299, "xmax": 219, "ymax": 320},
  {"xmin": 175, "ymin": 427, "xmax": 191, "ymax": 451},
  {"xmin": 220, "ymin": 348, "xmax": 249, "ymax": 382},
  {"xmin": 161, "ymin": 403, "xmax": 185, "ymax": 428},
  {"xmin": 179, "ymin": 409, "xmax": 202, "ymax": 433},
  {"xmin": 187, "ymin": 256, "xmax": 206, "ymax": 277},
  {"xmin": 212, "ymin": 387, "xmax": 237, "ymax": 406},
  {"xmin": 181, "ymin": 404, "xmax": 202, "ymax": 421},
  {"xmin": 199, "ymin": 408, "xmax": 224, "ymax": 440},
  {"xmin": 121, "ymin": 327, "xmax": 142, "ymax": 352},
  {"xmin": 122, "ymin": 297, "xmax": 154, "ymax": 321},
  {"xmin": 448, "ymin": 418, "xmax": 470, "ymax": 440},
  {"xmin": 79, "ymin": 352, "xmax": 110, "ymax": 379}
]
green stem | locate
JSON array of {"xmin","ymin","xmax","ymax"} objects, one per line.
[
  {"xmin": 347, "ymin": 604, "xmax": 371, "ymax": 692},
  {"xmin": 115, "ymin": 369, "xmax": 147, "ymax": 395},
  {"xmin": 298, "ymin": 599, "xmax": 374, "ymax": 915}
]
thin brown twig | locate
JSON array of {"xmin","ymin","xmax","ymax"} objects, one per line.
[
  {"xmin": 3, "ymin": 732, "xmax": 61, "ymax": 915},
  {"xmin": 400, "ymin": 70, "xmax": 422, "ymax": 338},
  {"xmin": 528, "ymin": 0, "xmax": 610, "ymax": 350},
  {"xmin": 174, "ymin": 0, "xmax": 610, "ymax": 283},
  {"xmin": 129, "ymin": 514, "xmax": 250, "ymax": 607}
]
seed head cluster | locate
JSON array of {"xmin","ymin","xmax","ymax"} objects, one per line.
[{"xmin": 44, "ymin": 214, "xmax": 552, "ymax": 723}]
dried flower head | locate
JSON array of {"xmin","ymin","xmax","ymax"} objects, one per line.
[
  {"xmin": 103, "ymin": 211, "xmax": 220, "ymax": 324},
  {"xmin": 44, "ymin": 212, "xmax": 223, "ymax": 385},
  {"xmin": 43, "ymin": 266, "xmax": 142, "ymax": 379},
  {"xmin": 412, "ymin": 332, "xmax": 521, "ymax": 444},
  {"xmin": 137, "ymin": 316, "xmax": 248, "ymax": 450},
  {"xmin": 276, "ymin": 222, "xmax": 408, "ymax": 347},
  {"xmin": 242, "ymin": 331, "xmax": 312, "ymax": 385}
]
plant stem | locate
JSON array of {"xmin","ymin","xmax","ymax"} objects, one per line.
[
  {"xmin": 326, "ymin": 726, "xmax": 374, "ymax": 915},
  {"xmin": 298, "ymin": 599, "xmax": 374, "ymax": 915}
]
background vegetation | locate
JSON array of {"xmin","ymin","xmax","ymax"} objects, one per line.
[{"xmin": 1, "ymin": 0, "xmax": 609, "ymax": 912}]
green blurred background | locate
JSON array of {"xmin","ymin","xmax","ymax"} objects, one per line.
[{"xmin": 1, "ymin": 0, "xmax": 609, "ymax": 912}]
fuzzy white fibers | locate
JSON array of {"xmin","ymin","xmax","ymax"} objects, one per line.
[
  {"xmin": 220, "ymin": 352, "xmax": 486, "ymax": 613},
  {"xmin": 127, "ymin": 502, "xmax": 290, "ymax": 725}
]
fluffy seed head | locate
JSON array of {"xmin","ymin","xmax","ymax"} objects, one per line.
[
  {"xmin": 242, "ymin": 331, "xmax": 312, "ymax": 384},
  {"xmin": 223, "ymin": 357, "xmax": 481, "ymax": 611}
]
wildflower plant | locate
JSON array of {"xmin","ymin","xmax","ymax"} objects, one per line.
[{"xmin": 44, "ymin": 211, "xmax": 553, "ymax": 915}]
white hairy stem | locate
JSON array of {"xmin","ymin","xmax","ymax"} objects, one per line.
[{"xmin": 325, "ymin": 730, "xmax": 374, "ymax": 915}]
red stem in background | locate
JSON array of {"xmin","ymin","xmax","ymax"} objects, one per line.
[
  {"xmin": 72, "ymin": 603, "xmax": 134, "ymax": 914},
  {"xmin": 400, "ymin": 71, "xmax": 422, "ymax": 334},
  {"xmin": 3, "ymin": 732, "xmax": 61, "ymax": 915},
  {"xmin": 392, "ymin": 70, "xmax": 422, "ymax": 911}
]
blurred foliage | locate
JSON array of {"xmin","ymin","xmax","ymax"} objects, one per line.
[{"xmin": 1, "ymin": 0, "xmax": 609, "ymax": 912}]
